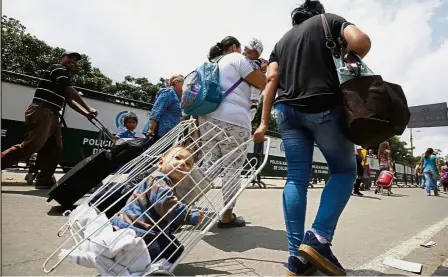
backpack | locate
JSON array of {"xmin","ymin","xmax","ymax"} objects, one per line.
[
  {"xmin": 321, "ymin": 14, "xmax": 410, "ymax": 145},
  {"xmin": 181, "ymin": 57, "xmax": 243, "ymax": 116}
]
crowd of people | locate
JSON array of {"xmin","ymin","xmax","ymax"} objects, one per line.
[{"xmin": 2, "ymin": 0, "xmax": 447, "ymax": 276}]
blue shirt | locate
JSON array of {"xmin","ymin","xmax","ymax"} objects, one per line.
[
  {"xmin": 143, "ymin": 87, "xmax": 181, "ymax": 137},
  {"xmin": 422, "ymin": 155, "xmax": 438, "ymax": 173},
  {"xmin": 115, "ymin": 129, "xmax": 136, "ymax": 139}
]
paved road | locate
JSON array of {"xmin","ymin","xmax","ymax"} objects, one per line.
[{"xmin": 2, "ymin": 173, "xmax": 448, "ymax": 276}]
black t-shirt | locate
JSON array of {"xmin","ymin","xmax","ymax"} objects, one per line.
[{"xmin": 269, "ymin": 13, "xmax": 352, "ymax": 113}]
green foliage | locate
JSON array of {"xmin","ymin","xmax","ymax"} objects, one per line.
[
  {"xmin": 1, "ymin": 15, "xmax": 164, "ymax": 102},
  {"xmin": 251, "ymin": 95, "xmax": 279, "ymax": 133},
  {"xmin": 388, "ymin": 136, "xmax": 417, "ymax": 165}
]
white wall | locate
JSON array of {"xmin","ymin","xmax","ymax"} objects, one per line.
[{"xmin": 1, "ymin": 82, "xmax": 151, "ymax": 135}]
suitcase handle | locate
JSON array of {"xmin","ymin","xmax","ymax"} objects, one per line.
[{"xmin": 88, "ymin": 117, "xmax": 114, "ymax": 141}]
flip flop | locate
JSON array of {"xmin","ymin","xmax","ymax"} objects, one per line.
[{"xmin": 217, "ymin": 213, "xmax": 246, "ymax": 228}]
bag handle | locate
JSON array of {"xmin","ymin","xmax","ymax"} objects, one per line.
[
  {"xmin": 320, "ymin": 14, "xmax": 339, "ymax": 58},
  {"xmin": 320, "ymin": 14, "xmax": 364, "ymax": 77}
]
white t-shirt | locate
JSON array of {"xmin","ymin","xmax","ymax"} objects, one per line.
[{"xmin": 208, "ymin": 52, "xmax": 254, "ymax": 130}]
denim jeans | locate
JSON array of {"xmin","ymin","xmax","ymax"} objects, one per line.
[
  {"xmin": 275, "ymin": 103, "xmax": 356, "ymax": 256},
  {"xmin": 423, "ymin": 170, "xmax": 438, "ymax": 195}
]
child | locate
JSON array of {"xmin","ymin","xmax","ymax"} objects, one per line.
[
  {"xmin": 115, "ymin": 113, "xmax": 138, "ymax": 140},
  {"xmin": 243, "ymin": 38, "xmax": 268, "ymax": 120},
  {"xmin": 441, "ymin": 166, "xmax": 448, "ymax": 193},
  {"xmin": 111, "ymin": 146, "xmax": 204, "ymax": 265}
]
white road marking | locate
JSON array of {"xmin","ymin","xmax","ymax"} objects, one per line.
[{"xmin": 352, "ymin": 216, "xmax": 448, "ymax": 275}]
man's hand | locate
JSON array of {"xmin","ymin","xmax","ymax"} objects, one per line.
[
  {"xmin": 253, "ymin": 123, "xmax": 268, "ymax": 143},
  {"xmin": 84, "ymin": 108, "xmax": 98, "ymax": 120},
  {"xmin": 88, "ymin": 108, "xmax": 98, "ymax": 117}
]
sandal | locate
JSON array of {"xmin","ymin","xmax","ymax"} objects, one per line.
[{"xmin": 217, "ymin": 213, "xmax": 246, "ymax": 228}]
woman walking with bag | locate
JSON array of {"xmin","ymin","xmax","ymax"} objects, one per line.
[
  {"xmin": 253, "ymin": 0, "xmax": 371, "ymax": 275},
  {"xmin": 418, "ymin": 148, "xmax": 440, "ymax": 196},
  {"xmin": 198, "ymin": 36, "xmax": 267, "ymax": 228}
]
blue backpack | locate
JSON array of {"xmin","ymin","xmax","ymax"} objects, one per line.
[{"xmin": 181, "ymin": 57, "xmax": 243, "ymax": 116}]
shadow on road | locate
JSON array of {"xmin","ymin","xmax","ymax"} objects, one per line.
[
  {"xmin": 356, "ymin": 195, "xmax": 382, "ymax": 200},
  {"xmin": 433, "ymin": 265, "xmax": 448, "ymax": 276},
  {"xmin": 176, "ymin": 257, "xmax": 286, "ymax": 276},
  {"xmin": 1, "ymin": 188, "xmax": 49, "ymax": 198},
  {"xmin": 202, "ymin": 225, "xmax": 287, "ymax": 252},
  {"xmin": 47, "ymin": 205, "xmax": 78, "ymax": 216},
  {"xmin": 387, "ymin": 193, "xmax": 408, "ymax": 197}
]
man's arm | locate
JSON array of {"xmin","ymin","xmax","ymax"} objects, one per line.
[
  {"xmin": 65, "ymin": 86, "xmax": 97, "ymax": 117},
  {"xmin": 65, "ymin": 98, "xmax": 89, "ymax": 117}
]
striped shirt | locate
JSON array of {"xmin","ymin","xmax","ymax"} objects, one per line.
[{"xmin": 33, "ymin": 64, "xmax": 70, "ymax": 110}]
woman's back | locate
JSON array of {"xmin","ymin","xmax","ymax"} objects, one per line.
[
  {"xmin": 272, "ymin": 13, "xmax": 347, "ymax": 113},
  {"xmin": 422, "ymin": 155, "xmax": 437, "ymax": 172},
  {"xmin": 209, "ymin": 52, "xmax": 254, "ymax": 130}
]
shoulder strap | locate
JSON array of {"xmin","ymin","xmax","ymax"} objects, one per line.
[
  {"xmin": 320, "ymin": 14, "xmax": 339, "ymax": 58},
  {"xmin": 224, "ymin": 78, "xmax": 244, "ymax": 97}
]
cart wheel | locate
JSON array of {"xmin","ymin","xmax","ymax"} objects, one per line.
[{"xmin": 25, "ymin": 173, "xmax": 34, "ymax": 186}]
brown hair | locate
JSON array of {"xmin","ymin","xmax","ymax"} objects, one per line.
[
  {"xmin": 424, "ymin": 148, "xmax": 434, "ymax": 158},
  {"xmin": 208, "ymin": 36, "xmax": 241, "ymax": 62},
  {"xmin": 378, "ymin": 141, "xmax": 390, "ymax": 158}
]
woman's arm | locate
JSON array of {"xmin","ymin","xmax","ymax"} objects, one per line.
[
  {"xmin": 146, "ymin": 91, "xmax": 170, "ymax": 136},
  {"xmin": 244, "ymin": 70, "xmax": 267, "ymax": 90},
  {"xmin": 253, "ymin": 62, "xmax": 279, "ymax": 143},
  {"xmin": 343, "ymin": 25, "xmax": 371, "ymax": 58}
]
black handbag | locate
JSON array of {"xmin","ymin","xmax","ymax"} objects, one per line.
[{"xmin": 321, "ymin": 14, "xmax": 410, "ymax": 146}]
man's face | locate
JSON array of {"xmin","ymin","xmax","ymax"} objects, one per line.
[{"xmin": 61, "ymin": 56, "xmax": 78, "ymax": 70}]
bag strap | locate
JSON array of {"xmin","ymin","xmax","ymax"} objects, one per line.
[
  {"xmin": 320, "ymin": 14, "xmax": 339, "ymax": 58},
  {"xmin": 224, "ymin": 78, "xmax": 244, "ymax": 97}
]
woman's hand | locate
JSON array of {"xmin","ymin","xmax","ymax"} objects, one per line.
[
  {"xmin": 145, "ymin": 129, "xmax": 155, "ymax": 137},
  {"xmin": 253, "ymin": 123, "xmax": 268, "ymax": 143}
]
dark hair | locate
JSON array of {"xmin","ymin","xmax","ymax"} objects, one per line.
[
  {"xmin": 124, "ymin": 113, "xmax": 138, "ymax": 125},
  {"xmin": 291, "ymin": 0, "xmax": 325, "ymax": 26},
  {"xmin": 424, "ymin": 148, "xmax": 434, "ymax": 158},
  {"xmin": 208, "ymin": 36, "xmax": 241, "ymax": 62}
]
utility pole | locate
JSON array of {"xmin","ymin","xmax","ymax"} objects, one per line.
[{"xmin": 410, "ymin": 128, "xmax": 414, "ymax": 157}]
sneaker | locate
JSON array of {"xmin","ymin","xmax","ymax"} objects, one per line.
[
  {"xmin": 354, "ymin": 191, "xmax": 364, "ymax": 196},
  {"xmin": 286, "ymin": 256, "xmax": 317, "ymax": 276},
  {"xmin": 298, "ymin": 231, "xmax": 346, "ymax": 276}
]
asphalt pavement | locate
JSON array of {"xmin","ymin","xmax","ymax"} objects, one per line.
[{"xmin": 2, "ymin": 171, "xmax": 448, "ymax": 276}]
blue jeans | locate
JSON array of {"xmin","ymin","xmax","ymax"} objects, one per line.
[
  {"xmin": 275, "ymin": 103, "xmax": 356, "ymax": 256},
  {"xmin": 423, "ymin": 170, "xmax": 438, "ymax": 194}
]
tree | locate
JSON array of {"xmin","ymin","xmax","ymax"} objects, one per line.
[
  {"xmin": 251, "ymin": 95, "xmax": 278, "ymax": 133},
  {"xmin": 114, "ymin": 76, "xmax": 166, "ymax": 103},
  {"xmin": 1, "ymin": 15, "xmax": 167, "ymax": 102},
  {"xmin": 388, "ymin": 136, "xmax": 416, "ymax": 165}
]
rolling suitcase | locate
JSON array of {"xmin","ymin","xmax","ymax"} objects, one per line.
[
  {"xmin": 47, "ymin": 150, "xmax": 115, "ymax": 208},
  {"xmin": 47, "ymin": 117, "xmax": 116, "ymax": 208}
]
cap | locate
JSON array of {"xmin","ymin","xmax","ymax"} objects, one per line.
[
  {"xmin": 246, "ymin": 38, "xmax": 264, "ymax": 55},
  {"xmin": 62, "ymin": 51, "xmax": 82, "ymax": 61},
  {"xmin": 356, "ymin": 146, "xmax": 363, "ymax": 150}
]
